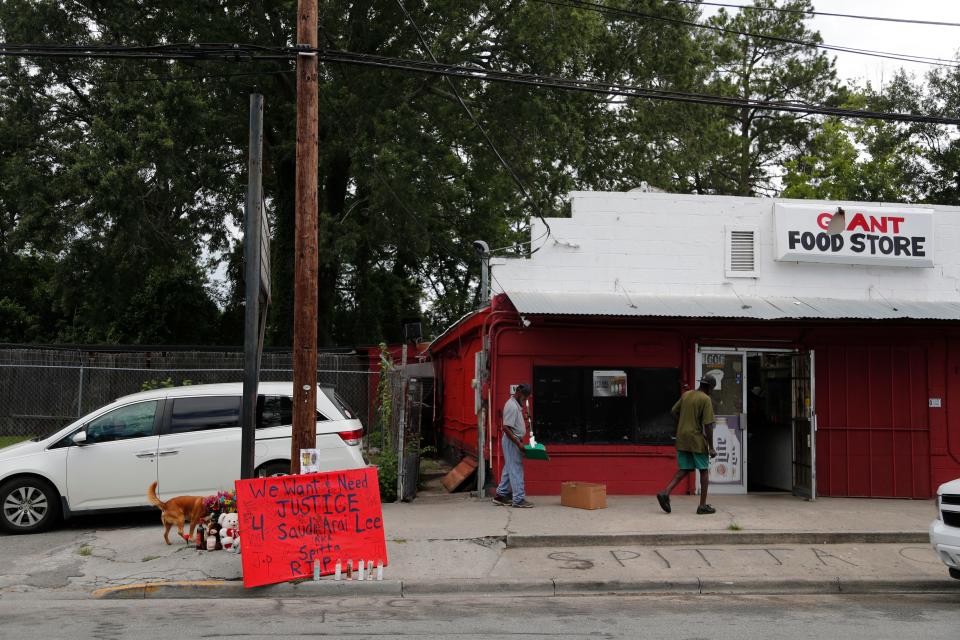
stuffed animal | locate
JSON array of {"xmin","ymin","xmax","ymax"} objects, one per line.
[
  {"xmin": 206, "ymin": 514, "xmax": 219, "ymax": 551},
  {"xmin": 219, "ymin": 512, "xmax": 240, "ymax": 552}
]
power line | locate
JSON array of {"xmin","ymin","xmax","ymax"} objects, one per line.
[
  {"xmin": 3, "ymin": 41, "xmax": 957, "ymax": 125},
  {"xmin": 5, "ymin": 11, "xmax": 959, "ymax": 71},
  {"xmin": 665, "ymin": 0, "xmax": 960, "ymax": 28},
  {"xmin": 0, "ymin": 42, "xmax": 292, "ymax": 61},
  {"xmin": 97, "ymin": 69, "xmax": 294, "ymax": 85},
  {"xmin": 394, "ymin": 0, "xmax": 551, "ymax": 247},
  {"xmin": 318, "ymin": 49, "xmax": 960, "ymax": 126},
  {"xmin": 533, "ymin": 0, "xmax": 960, "ymax": 68}
]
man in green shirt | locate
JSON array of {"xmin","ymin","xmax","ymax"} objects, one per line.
[{"xmin": 657, "ymin": 377, "xmax": 718, "ymax": 515}]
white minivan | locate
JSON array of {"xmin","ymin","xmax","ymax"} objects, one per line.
[{"xmin": 0, "ymin": 382, "xmax": 366, "ymax": 533}]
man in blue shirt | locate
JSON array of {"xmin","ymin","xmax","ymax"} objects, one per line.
[{"xmin": 492, "ymin": 384, "xmax": 534, "ymax": 508}]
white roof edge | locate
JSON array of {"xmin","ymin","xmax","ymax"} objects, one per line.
[{"xmin": 564, "ymin": 190, "xmax": 960, "ymax": 213}]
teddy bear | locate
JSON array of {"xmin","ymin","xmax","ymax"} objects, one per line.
[
  {"xmin": 206, "ymin": 517, "xmax": 219, "ymax": 551},
  {"xmin": 218, "ymin": 512, "xmax": 240, "ymax": 553}
]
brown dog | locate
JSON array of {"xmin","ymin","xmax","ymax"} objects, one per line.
[{"xmin": 147, "ymin": 482, "xmax": 209, "ymax": 545}]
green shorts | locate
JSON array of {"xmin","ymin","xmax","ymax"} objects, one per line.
[{"xmin": 677, "ymin": 450, "xmax": 710, "ymax": 470}]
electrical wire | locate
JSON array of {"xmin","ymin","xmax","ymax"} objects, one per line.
[
  {"xmin": 486, "ymin": 224, "xmax": 553, "ymax": 256},
  {"xmin": 96, "ymin": 69, "xmax": 294, "ymax": 85},
  {"xmin": 533, "ymin": 0, "xmax": 960, "ymax": 68},
  {"xmin": 664, "ymin": 0, "xmax": 960, "ymax": 28},
  {"xmin": 4, "ymin": 42, "xmax": 956, "ymax": 125},
  {"xmin": 490, "ymin": 269, "xmax": 508, "ymax": 296},
  {"xmin": 394, "ymin": 0, "xmax": 552, "ymax": 245},
  {"xmin": 0, "ymin": 42, "xmax": 293, "ymax": 61},
  {"xmin": 318, "ymin": 49, "xmax": 960, "ymax": 126}
]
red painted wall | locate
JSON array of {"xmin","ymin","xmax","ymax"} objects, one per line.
[
  {"xmin": 814, "ymin": 343, "xmax": 930, "ymax": 497},
  {"xmin": 491, "ymin": 324, "xmax": 686, "ymax": 495},
  {"xmin": 933, "ymin": 338, "xmax": 960, "ymax": 488},
  {"xmin": 433, "ymin": 320, "xmax": 486, "ymax": 455},
  {"xmin": 431, "ymin": 306, "xmax": 960, "ymax": 498}
]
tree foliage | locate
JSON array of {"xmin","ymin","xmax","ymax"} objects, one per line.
[{"xmin": 1, "ymin": 1, "xmax": 958, "ymax": 348}]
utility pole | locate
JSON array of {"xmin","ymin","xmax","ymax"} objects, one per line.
[
  {"xmin": 241, "ymin": 93, "xmax": 265, "ymax": 480},
  {"xmin": 291, "ymin": 0, "xmax": 319, "ymax": 473}
]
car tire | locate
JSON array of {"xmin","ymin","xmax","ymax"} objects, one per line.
[
  {"xmin": 0, "ymin": 477, "xmax": 61, "ymax": 534},
  {"xmin": 950, "ymin": 567, "xmax": 960, "ymax": 581},
  {"xmin": 256, "ymin": 461, "xmax": 289, "ymax": 478}
]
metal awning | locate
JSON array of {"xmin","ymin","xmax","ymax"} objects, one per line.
[{"xmin": 504, "ymin": 290, "xmax": 960, "ymax": 321}]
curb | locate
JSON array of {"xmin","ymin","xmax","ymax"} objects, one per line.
[
  {"xmin": 504, "ymin": 531, "xmax": 929, "ymax": 548},
  {"xmin": 92, "ymin": 580, "xmax": 402, "ymax": 600},
  {"xmin": 91, "ymin": 576, "xmax": 959, "ymax": 600},
  {"xmin": 402, "ymin": 578, "xmax": 555, "ymax": 597},
  {"xmin": 553, "ymin": 578, "xmax": 701, "ymax": 595}
]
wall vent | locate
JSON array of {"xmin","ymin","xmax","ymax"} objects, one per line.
[{"xmin": 726, "ymin": 227, "xmax": 759, "ymax": 278}]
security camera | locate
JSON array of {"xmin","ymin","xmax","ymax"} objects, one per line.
[{"xmin": 472, "ymin": 240, "xmax": 490, "ymax": 256}]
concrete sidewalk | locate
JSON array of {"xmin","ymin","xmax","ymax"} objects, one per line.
[
  {"xmin": 0, "ymin": 493, "xmax": 956, "ymax": 600},
  {"xmin": 387, "ymin": 493, "xmax": 935, "ymax": 545}
]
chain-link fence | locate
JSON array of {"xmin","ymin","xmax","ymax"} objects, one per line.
[{"xmin": 0, "ymin": 347, "xmax": 374, "ymax": 438}]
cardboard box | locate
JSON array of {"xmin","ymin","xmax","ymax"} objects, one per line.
[{"xmin": 560, "ymin": 481, "xmax": 607, "ymax": 510}]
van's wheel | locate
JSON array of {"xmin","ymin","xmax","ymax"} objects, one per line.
[
  {"xmin": 0, "ymin": 477, "xmax": 60, "ymax": 534},
  {"xmin": 256, "ymin": 461, "xmax": 289, "ymax": 478},
  {"xmin": 950, "ymin": 567, "xmax": 960, "ymax": 581}
]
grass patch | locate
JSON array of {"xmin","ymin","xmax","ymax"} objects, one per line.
[
  {"xmin": 0, "ymin": 436, "xmax": 30, "ymax": 449},
  {"xmin": 78, "ymin": 545, "xmax": 93, "ymax": 556},
  {"xmin": 141, "ymin": 555, "xmax": 160, "ymax": 562},
  {"xmin": 727, "ymin": 522, "xmax": 743, "ymax": 531}
]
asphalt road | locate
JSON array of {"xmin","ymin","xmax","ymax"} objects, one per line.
[
  {"xmin": 0, "ymin": 509, "xmax": 156, "ymax": 559},
  {"xmin": 2, "ymin": 593, "xmax": 959, "ymax": 639}
]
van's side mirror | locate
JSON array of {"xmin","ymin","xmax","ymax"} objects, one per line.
[{"xmin": 72, "ymin": 431, "xmax": 88, "ymax": 446}]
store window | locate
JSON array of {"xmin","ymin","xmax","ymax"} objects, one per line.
[{"xmin": 533, "ymin": 366, "xmax": 680, "ymax": 445}]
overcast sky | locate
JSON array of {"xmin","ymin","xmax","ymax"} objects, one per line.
[{"xmin": 701, "ymin": 0, "xmax": 960, "ymax": 87}]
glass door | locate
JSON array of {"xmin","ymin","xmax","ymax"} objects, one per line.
[{"xmin": 697, "ymin": 349, "xmax": 747, "ymax": 495}]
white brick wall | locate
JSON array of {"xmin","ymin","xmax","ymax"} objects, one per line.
[{"xmin": 491, "ymin": 192, "xmax": 960, "ymax": 302}]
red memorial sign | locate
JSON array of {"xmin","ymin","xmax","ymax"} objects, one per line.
[{"xmin": 235, "ymin": 466, "xmax": 387, "ymax": 588}]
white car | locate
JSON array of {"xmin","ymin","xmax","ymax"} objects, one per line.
[
  {"xmin": 930, "ymin": 477, "xmax": 960, "ymax": 580},
  {"xmin": 0, "ymin": 382, "xmax": 366, "ymax": 534}
]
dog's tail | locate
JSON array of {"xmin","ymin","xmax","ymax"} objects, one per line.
[{"xmin": 147, "ymin": 481, "xmax": 166, "ymax": 510}]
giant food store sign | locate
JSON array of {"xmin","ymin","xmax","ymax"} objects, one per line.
[{"xmin": 774, "ymin": 203, "xmax": 934, "ymax": 268}]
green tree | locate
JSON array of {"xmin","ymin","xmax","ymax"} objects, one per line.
[
  {"xmin": 0, "ymin": 0, "xmax": 859, "ymax": 349},
  {"xmin": 783, "ymin": 77, "xmax": 927, "ymax": 203},
  {"xmin": 914, "ymin": 64, "xmax": 960, "ymax": 206},
  {"xmin": 2, "ymin": 1, "xmax": 716, "ymax": 346},
  {"xmin": 0, "ymin": 0, "xmax": 244, "ymax": 344},
  {"xmin": 699, "ymin": 0, "xmax": 837, "ymax": 196}
]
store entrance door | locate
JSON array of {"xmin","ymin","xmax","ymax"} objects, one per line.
[
  {"xmin": 697, "ymin": 348, "xmax": 816, "ymax": 498},
  {"xmin": 745, "ymin": 352, "xmax": 800, "ymax": 493},
  {"xmin": 696, "ymin": 349, "xmax": 747, "ymax": 495}
]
